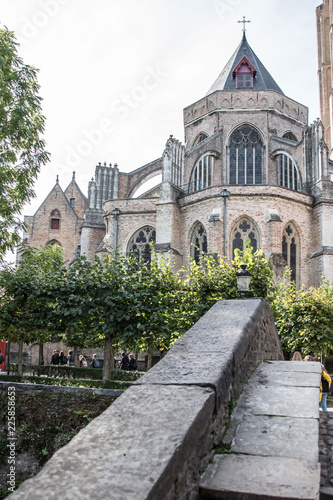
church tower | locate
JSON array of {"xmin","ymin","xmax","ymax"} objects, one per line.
[{"xmin": 102, "ymin": 21, "xmax": 333, "ymax": 287}]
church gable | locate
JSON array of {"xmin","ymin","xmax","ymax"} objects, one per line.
[
  {"xmin": 64, "ymin": 172, "xmax": 88, "ymax": 220},
  {"xmin": 23, "ymin": 179, "xmax": 81, "ymax": 264}
]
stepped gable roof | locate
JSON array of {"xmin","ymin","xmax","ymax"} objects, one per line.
[{"xmin": 206, "ymin": 33, "xmax": 284, "ymax": 96}]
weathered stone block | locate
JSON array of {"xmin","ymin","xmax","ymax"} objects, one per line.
[{"xmin": 200, "ymin": 455, "xmax": 320, "ymax": 500}]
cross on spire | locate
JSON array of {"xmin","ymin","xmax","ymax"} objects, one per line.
[{"xmin": 238, "ymin": 16, "xmax": 251, "ymax": 34}]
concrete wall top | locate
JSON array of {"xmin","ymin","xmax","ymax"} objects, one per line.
[{"xmin": 8, "ymin": 298, "xmax": 283, "ymax": 500}]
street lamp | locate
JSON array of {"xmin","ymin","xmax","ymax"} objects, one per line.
[
  {"xmin": 236, "ymin": 264, "xmax": 252, "ymax": 293},
  {"xmin": 220, "ymin": 189, "xmax": 230, "ymax": 256}
]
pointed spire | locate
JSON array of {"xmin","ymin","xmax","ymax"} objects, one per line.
[
  {"xmin": 56, "ymin": 175, "xmax": 59, "ymax": 184},
  {"xmin": 206, "ymin": 31, "xmax": 284, "ymax": 96},
  {"xmin": 72, "ymin": 171, "xmax": 75, "ymax": 180}
]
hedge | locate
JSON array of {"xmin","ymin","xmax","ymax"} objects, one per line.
[
  {"xmin": 10, "ymin": 365, "xmax": 145, "ymax": 381},
  {"xmin": 1, "ymin": 374, "xmax": 133, "ymax": 390}
]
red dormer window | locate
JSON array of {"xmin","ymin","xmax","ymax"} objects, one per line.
[{"xmin": 233, "ymin": 57, "xmax": 256, "ymax": 89}]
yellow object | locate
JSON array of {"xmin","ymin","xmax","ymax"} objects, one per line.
[{"xmin": 320, "ymin": 369, "xmax": 331, "ymax": 402}]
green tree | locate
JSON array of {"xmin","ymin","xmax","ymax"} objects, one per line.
[
  {"xmin": 0, "ymin": 245, "xmax": 65, "ymax": 373},
  {"xmin": 183, "ymin": 254, "xmax": 237, "ymax": 323},
  {"xmin": 58, "ymin": 255, "xmax": 140, "ymax": 381},
  {"xmin": 182, "ymin": 245, "xmax": 275, "ymax": 326},
  {"xmin": 0, "ymin": 26, "xmax": 49, "ymax": 257},
  {"xmin": 53, "ymin": 256, "xmax": 103, "ymax": 367},
  {"xmin": 129, "ymin": 255, "xmax": 185, "ymax": 369},
  {"xmin": 271, "ymin": 273, "xmax": 333, "ymax": 358},
  {"xmin": 233, "ymin": 243, "xmax": 276, "ymax": 300}
]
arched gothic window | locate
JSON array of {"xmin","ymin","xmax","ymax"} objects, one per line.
[
  {"xmin": 282, "ymin": 131, "xmax": 297, "ymax": 142},
  {"xmin": 127, "ymin": 226, "xmax": 156, "ymax": 268},
  {"xmin": 282, "ymin": 224, "xmax": 298, "ymax": 282},
  {"xmin": 278, "ymin": 154, "xmax": 300, "ymax": 191},
  {"xmin": 47, "ymin": 240, "xmax": 61, "ymax": 246},
  {"xmin": 229, "ymin": 126, "xmax": 263, "ymax": 185},
  {"xmin": 190, "ymin": 155, "xmax": 213, "ymax": 193},
  {"xmin": 193, "ymin": 133, "xmax": 208, "ymax": 146},
  {"xmin": 231, "ymin": 218, "xmax": 259, "ymax": 258},
  {"xmin": 190, "ymin": 223, "xmax": 208, "ymax": 264},
  {"xmin": 50, "ymin": 209, "xmax": 60, "ymax": 230}
]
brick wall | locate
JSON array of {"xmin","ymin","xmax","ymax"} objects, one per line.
[{"xmin": 24, "ymin": 183, "xmax": 83, "ymax": 264}]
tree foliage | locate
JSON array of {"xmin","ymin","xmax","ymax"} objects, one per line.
[
  {"xmin": 0, "ymin": 243, "xmax": 280, "ymax": 378},
  {"xmin": 0, "ymin": 245, "xmax": 65, "ymax": 344},
  {"xmin": 0, "ymin": 26, "xmax": 49, "ymax": 257},
  {"xmin": 271, "ymin": 272, "xmax": 333, "ymax": 358}
]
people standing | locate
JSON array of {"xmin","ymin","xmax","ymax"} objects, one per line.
[
  {"xmin": 79, "ymin": 355, "xmax": 88, "ymax": 367},
  {"xmin": 59, "ymin": 351, "xmax": 68, "ymax": 365},
  {"xmin": 128, "ymin": 354, "xmax": 137, "ymax": 371},
  {"xmin": 91, "ymin": 354, "xmax": 100, "ymax": 368},
  {"xmin": 68, "ymin": 350, "xmax": 75, "ymax": 367},
  {"xmin": 120, "ymin": 352, "xmax": 129, "ymax": 370},
  {"xmin": 51, "ymin": 350, "xmax": 60, "ymax": 365}
]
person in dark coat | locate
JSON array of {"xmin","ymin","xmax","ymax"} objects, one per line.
[
  {"xmin": 59, "ymin": 351, "xmax": 68, "ymax": 365},
  {"xmin": 51, "ymin": 350, "xmax": 60, "ymax": 365},
  {"xmin": 120, "ymin": 352, "xmax": 129, "ymax": 370},
  {"xmin": 128, "ymin": 354, "xmax": 137, "ymax": 371}
]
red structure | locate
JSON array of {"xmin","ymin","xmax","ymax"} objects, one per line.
[{"xmin": 0, "ymin": 341, "xmax": 6, "ymax": 371}]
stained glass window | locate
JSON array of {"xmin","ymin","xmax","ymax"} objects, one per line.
[
  {"xmin": 231, "ymin": 218, "xmax": 258, "ymax": 258},
  {"xmin": 128, "ymin": 226, "xmax": 156, "ymax": 268},
  {"xmin": 190, "ymin": 155, "xmax": 213, "ymax": 193},
  {"xmin": 278, "ymin": 154, "xmax": 300, "ymax": 191},
  {"xmin": 282, "ymin": 224, "xmax": 298, "ymax": 282},
  {"xmin": 229, "ymin": 126, "xmax": 263, "ymax": 185},
  {"xmin": 191, "ymin": 223, "xmax": 208, "ymax": 264}
]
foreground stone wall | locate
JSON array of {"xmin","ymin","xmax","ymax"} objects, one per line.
[{"xmin": 9, "ymin": 298, "xmax": 283, "ymax": 500}]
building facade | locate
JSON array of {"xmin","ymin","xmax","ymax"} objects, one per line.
[
  {"xmin": 24, "ymin": 23, "xmax": 333, "ymax": 288},
  {"xmin": 102, "ymin": 31, "xmax": 333, "ymax": 288},
  {"xmin": 23, "ymin": 173, "xmax": 88, "ymax": 265}
]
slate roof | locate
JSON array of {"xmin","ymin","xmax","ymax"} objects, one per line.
[{"xmin": 206, "ymin": 33, "xmax": 284, "ymax": 96}]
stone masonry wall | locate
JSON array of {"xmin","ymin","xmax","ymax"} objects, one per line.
[
  {"xmin": 23, "ymin": 183, "xmax": 82, "ymax": 264},
  {"xmin": 9, "ymin": 298, "xmax": 283, "ymax": 500},
  {"xmin": 178, "ymin": 185, "xmax": 313, "ymax": 287}
]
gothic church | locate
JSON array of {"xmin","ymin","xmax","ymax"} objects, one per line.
[{"xmin": 24, "ymin": 5, "xmax": 333, "ymax": 288}]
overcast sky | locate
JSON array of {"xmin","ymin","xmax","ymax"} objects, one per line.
[{"xmin": 1, "ymin": 0, "xmax": 322, "ymax": 254}]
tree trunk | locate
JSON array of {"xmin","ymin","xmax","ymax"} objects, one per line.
[
  {"xmin": 147, "ymin": 346, "xmax": 153, "ymax": 371},
  {"xmin": 6, "ymin": 342, "xmax": 11, "ymax": 375},
  {"xmin": 18, "ymin": 337, "xmax": 23, "ymax": 376},
  {"xmin": 38, "ymin": 343, "xmax": 44, "ymax": 365},
  {"xmin": 103, "ymin": 333, "xmax": 112, "ymax": 382},
  {"xmin": 110, "ymin": 343, "xmax": 115, "ymax": 371},
  {"xmin": 73, "ymin": 345, "xmax": 78, "ymax": 367}
]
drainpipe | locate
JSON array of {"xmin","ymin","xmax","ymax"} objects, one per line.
[
  {"xmin": 220, "ymin": 189, "xmax": 230, "ymax": 256},
  {"xmin": 112, "ymin": 208, "xmax": 120, "ymax": 257}
]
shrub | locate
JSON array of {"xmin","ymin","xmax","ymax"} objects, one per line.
[
  {"xmin": 1, "ymin": 375, "xmax": 133, "ymax": 390},
  {"xmin": 12, "ymin": 365, "xmax": 145, "ymax": 382}
]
